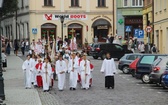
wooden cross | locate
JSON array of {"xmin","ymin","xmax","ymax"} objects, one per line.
[{"xmin": 71, "ymin": 28, "xmax": 75, "ymax": 38}]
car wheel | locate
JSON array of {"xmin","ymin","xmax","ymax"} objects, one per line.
[
  {"xmin": 93, "ymin": 56, "xmax": 98, "ymax": 59},
  {"xmin": 141, "ymin": 74, "xmax": 150, "ymax": 83},
  {"xmin": 101, "ymin": 54, "xmax": 106, "ymax": 60},
  {"xmin": 122, "ymin": 66, "xmax": 129, "ymax": 74}
]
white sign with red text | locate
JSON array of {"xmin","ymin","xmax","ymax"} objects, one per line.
[{"xmin": 43, "ymin": 14, "xmax": 88, "ymax": 20}]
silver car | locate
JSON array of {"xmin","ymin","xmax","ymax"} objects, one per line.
[{"xmin": 149, "ymin": 56, "xmax": 168, "ymax": 85}]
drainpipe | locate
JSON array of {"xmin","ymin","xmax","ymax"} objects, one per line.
[
  {"xmin": 113, "ymin": 0, "xmax": 115, "ymax": 35},
  {"xmin": 152, "ymin": 0, "xmax": 154, "ymax": 45}
]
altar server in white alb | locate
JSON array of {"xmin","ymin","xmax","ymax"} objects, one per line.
[
  {"xmin": 100, "ymin": 53, "xmax": 116, "ymax": 89},
  {"xmin": 79, "ymin": 53, "xmax": 91, "ymax": 89},
  {"xmin": 56, "ymin": 55, "xmax": 67, "ymax": 91},
  {"xmin": 68, "ymin": 52, "xmax": 79, "ymax": 90},
  {"xmin": 42, "ymin": 57, "xmax": 52, "ymax": 92},
  {"xmin": 22, "ymin": 55, "xmax": 32, "ymax": 89}
]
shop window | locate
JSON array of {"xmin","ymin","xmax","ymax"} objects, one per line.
[
  {"xmin": 98, "ymin": 0, "xmax": 106, "ymax": 7},
  {"xmin": 71, "ymin": 0, "xmax": 79, "ymax": 7},
  {"xmin": 44, "ymin": 0, "xmax": 53, "ymax": 6},
  {"xmin": 123, "ymin": 0, "xmax": 128, "ymax": 7},
  {"xmin": 132, "ymin": 0, "xmax": 143, "ymax": 7}
]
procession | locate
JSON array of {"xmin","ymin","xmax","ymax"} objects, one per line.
[{"xmin": 21, "ymin": 35, "xmax": 117, "ymax": 92}]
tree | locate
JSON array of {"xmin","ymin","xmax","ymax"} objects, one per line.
[{"xmin": 0, "ymin": 0, "xmax": 18, "ymax": 16}]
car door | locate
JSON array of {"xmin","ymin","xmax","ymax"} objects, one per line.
[{"xmin": 112, "ymin": 44, "xmax": 124, "ymax": 59}]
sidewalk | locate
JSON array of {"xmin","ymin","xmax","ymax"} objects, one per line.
[{"xmin": 3, "ymin": 52, "xmax": 42, "ymax": 105}]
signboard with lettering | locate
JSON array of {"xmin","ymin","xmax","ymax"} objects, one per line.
[{"xmin": 43, "ymin": 14, "xmax": 88, "ymax": 20}]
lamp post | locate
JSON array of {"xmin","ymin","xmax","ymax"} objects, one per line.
[
  {"xmin": 0, "ymin": 0, "xmax": 5, "ymax": 101},
  {"xmin": 60, "ymin": 16, "xmax": 65, "ymax": 41}
]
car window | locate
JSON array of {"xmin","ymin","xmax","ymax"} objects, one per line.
[
  {"xmin": 140, "ymin": 56, "xmax": 155, "ymax": 64},
  {"xmin": 114, "ymin": 45, "xmax": 123, "ymax": 51},
  {"xmin": 120, "ymin": 55, "xmax": 127, "ymax": 60},
  {"xmin": 93, "ymin": 44, "xmax": 99, "ymax": 48},
  {"xmin": 127, "ymin": 55, "xmax": 136, "ymax": 60}
]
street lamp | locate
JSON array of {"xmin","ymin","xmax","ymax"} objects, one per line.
[
  {"xmin": 60, "ymin": 16, "xmax": 65, "ymax": 41},
  {"xmin": 0, "ymin": 0, "xmax": 5, "ymax": 101}
]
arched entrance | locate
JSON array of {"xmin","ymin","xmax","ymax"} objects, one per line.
[
  {"xmin": 68, "ymin": 23, "xmax": 83, "ymax": 48},
  {"xmin": 92, "ymin": 19, "xmax": 111, "ymax": 42},
  {"xmin": 41, "ymin": 23, "xmax": 57, "ymax": 40}
]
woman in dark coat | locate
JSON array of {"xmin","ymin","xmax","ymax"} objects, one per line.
[{"xmin": 14, "ymin": 39, "xmax": 19, "ymax": 56}]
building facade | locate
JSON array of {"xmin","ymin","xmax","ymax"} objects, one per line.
[
  {"xmin": 154, "ymin": 0, "xmax": 168, "ymax": 54},
  {"xmin": 1, "ymin": 0, "xmax": 116, "ymax": 47},
  {"xmin": 0, "ymin": 0, "xmax": 29, "ymax": 42},
  {"xmin": 29, "ymin": 0, "xmax": 116, "ymax": 46},
  {"xmin": 116, "ymin": 0, "xmax": 143, "ymax": 40},
  {"xmin": 143, "ymin": 0, "xmax": 153, "ymax": 44}
]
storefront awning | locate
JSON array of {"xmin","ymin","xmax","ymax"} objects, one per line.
[{"xmin": 92, "ymin": 19, "xmax": 111, "ymax": 27}]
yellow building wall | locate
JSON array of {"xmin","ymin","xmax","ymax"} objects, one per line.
[{"xmin": 29, "ymin": 0, "xmax": 116, "ymax": 44}]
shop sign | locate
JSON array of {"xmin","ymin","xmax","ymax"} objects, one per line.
[
  {"xmin": 43, "ymin": 14, "xmax": 88, "ymax": 20},
  {"xmin": 97, "ymin": 26, "xmax": 108, "ymax": 29}
]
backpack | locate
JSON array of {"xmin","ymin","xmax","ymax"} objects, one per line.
[{"xmin": 152, "ymin": 46, "xmax": 156, "ymax": 52}]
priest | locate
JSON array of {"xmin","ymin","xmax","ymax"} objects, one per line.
[
  {"xmin": 79, "ymin": 53, "xmax": 90, "ymax": 90},
  {"xmin": 100, "ymin": 53, "xmax": 117, "ymax": 89},
  {"xmin": 42, "ymin": 57, "xmax": 52, "ymax": 92},
  {"xmin": 68, "ymin": 52, "xmax": 79, "ymax": 90},
  {"xmin": 56, "ymin": 55, "xmax": 67, "ymax": 91},
  {"xmin": 22, "ymin": 55, "xmax": 32, "ymax": 89}
]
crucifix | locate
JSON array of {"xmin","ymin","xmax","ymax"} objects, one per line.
[{"xmin": 71, "ymin": 28, "xmax": 76, "ymax": 38}]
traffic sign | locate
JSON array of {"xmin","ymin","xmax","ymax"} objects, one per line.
[
  {"xmin": 125, "ymin": 26, "xmax": 131, "ymax": 32},
  {"xmin": 134, "ymin": 29, "xmax": 144, "ymax": 38},
  {"xmin": 145, "ymin": 26, "xmax": 152, "ymax": 33},
  {"xmin": 32, "ymin": 28, "xmax": 37, "ymax": 34}
]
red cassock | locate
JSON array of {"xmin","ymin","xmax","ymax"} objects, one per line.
[
  {"xmin": 90, "ymin": 63, "xmax": 94, "ymax": 86},
  {"xmin": 35, "ymin": 63, "xmax": 43, "ymax": 87}
]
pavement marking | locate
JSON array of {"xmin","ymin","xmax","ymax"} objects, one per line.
[
  {"xmin": 136, "ymin": 84, "xmax": 140, "ymax": 85},
  {"xmin": 127, "ymin": 79, "xmax": 130, "ymax": 81},
  {"xmin": 148, "ymin": 89, "xmax": 154, "ymax": 91},
  {"xmin": 131, "ymin": 81, "xmax": 135, "ymax": 82},
  {"xmin": 157, "ymin": 92, "xmax": 164, "ymax": 94}
]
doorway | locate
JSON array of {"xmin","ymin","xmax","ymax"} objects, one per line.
[
  {"xmin": 41, "ymin": 23, "xmax": 57, "ymax": 41},
  {"xmin": 68, "ymin": 23, "xmax": 83, "ymax": 48}
]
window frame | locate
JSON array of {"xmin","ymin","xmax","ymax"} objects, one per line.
[
  {"xmin": 123, "ymin": 0, "xmax": 128, "ymax": 7},
  {"xmin": 71, "ymin": 0, "xmax": 79, "ymax": 7},
  {"xmin": 131, "ymin": 0, "xmax": 143, "ymax": 7},
  {"xmin": 98, "ymin": 0, "xmax": 106, "ymax": 7},
  {"xmin": 44, "ymin": 0, "xmax": 53, "ymax": 6}
]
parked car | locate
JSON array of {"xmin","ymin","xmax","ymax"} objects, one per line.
[
  {"xmin": 136, "ymin": 54, "xmax": 168, "ymax": 84},
  {"xmin": 149, "ymin": 56, "xmax": 168, "ymax": 85},
  {"xmin": 129, "ymin": 58, "xmax": 140, "ymax": 77},
  {"xmin": 82, "ymin": 43, "xmax": 93, "ymax": 56},
  {"xmin": 162, "ymin": 70, "xmax": 168, "ymax": 88},
  {"xmin": 89, "ymin": 43, "xmax": 133, "ymax": 60},
  {"xmin": 118, "ymin": 54, "xmax": 142, "ymax": 74}
]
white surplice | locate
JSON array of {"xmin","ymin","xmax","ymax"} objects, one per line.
[
  {"xmin": 100, "ymin": 58, "xmax": 117, "ymax": 76},
  {"xmin": 30, "ymin": 58, "xmax": 38, "ymax": 85},
  {"xmin": 42, "ymin": 62, "xmax": 52, "ymax": 91},
  {"xmin": 22, "ymin": 59, "xmax": 32, "ymax": 88},
  {"xmin": 68, "ymin": 58, "xmax": 79, "ymax": 88},
  {"xmin": 80, "ymin": 60, "xmax": 91, "ymax": 89},
  {"xmin": 56, "ymin": 60, "xmax": 67, "ymax": 90}
]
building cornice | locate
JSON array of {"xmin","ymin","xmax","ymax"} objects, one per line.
[
  {"xmin": 29, "ymin": 10, "xmax": 113, "ymax": 15},
  {"xmin": 154, "ymin": 18, "xmax": 168, "ymax": 25}
]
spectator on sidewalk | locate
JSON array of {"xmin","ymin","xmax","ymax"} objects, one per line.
[
  {"xmin": 2, "ymin": 50, "xmax": 7, "ymax": 72},
  {"xmin": 25, "ymin": 39, "xmax": 29, "ymax": 51},
  {"xmin": 14, "ymin": 39, "xmax": 19, "ymax": 56},
  {"xmin": 6, "ymin": 39, "xmax": 12, "ymax": 55},
  {"xmin": 21, "ymin": 39, "xmax": 26, "ymax": 56},
  {"xmin": 138, "ymin": 42, "xmax": 145, "ymax": 53},
  {"xmin": 151, "ymin": 44, "xmax": 158, "ymax": 54}
]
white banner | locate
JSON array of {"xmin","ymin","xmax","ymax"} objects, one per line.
[{"xmin": 43, "ymin": 14, "xmax": 88, "ymax": 20}]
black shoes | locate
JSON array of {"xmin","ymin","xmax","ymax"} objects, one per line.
[{"xmin": 70, "ymin": 87, "xmax": 76, "ymax": 90}]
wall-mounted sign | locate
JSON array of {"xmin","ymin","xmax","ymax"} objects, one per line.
[
  {"xmin": 97, "ymin": 26, "xmax": 108, "ymax": 29},
  {"xmin": 43, "ymin": 14, "xmax": 88, "ymax": 20}
]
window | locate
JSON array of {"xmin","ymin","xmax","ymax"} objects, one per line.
[
  {"xmin": 127, "ymin": 55, "xmax": 136, "ymax": 60},
  {"xmin": 123, "ymin": 0, "xmax": 128, "ymax": 6},
  {"xmin": 132, "ymin": 0, "xmax": 143, "ymax": 7},
  {"xmin": 98, "ymin": 0, "xmax": 106, "ymax": 7},
  {"xmin": 21, "ymin": 0, "xmax": 24, "ymax": 8},
  {"xmin": 71, "ymin": 0, "xmax": 79, "ymax": 7},
  {"xmin": 44, "ymin": 0, "xmax": 53, "ymax": 6},
  {"xmin": 140, "ymin": 56, "xmax": 155, "ymax": 64}
]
